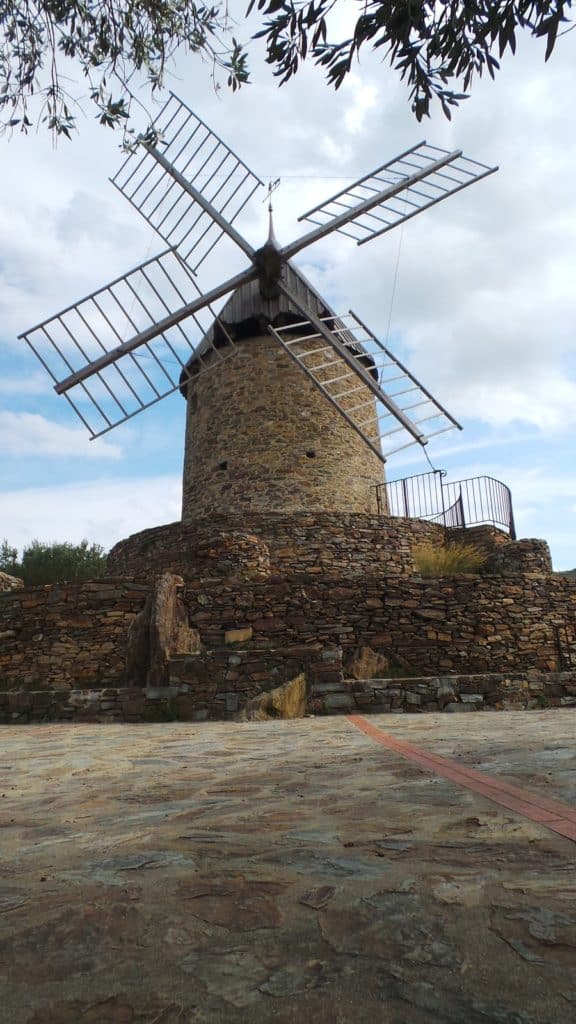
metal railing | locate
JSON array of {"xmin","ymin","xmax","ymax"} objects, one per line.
[{"xmin": 375, "ymin": 470, "xmax": 516, "ymax": 539}]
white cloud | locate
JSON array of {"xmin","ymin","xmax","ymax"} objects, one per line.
[
  {"xmin": 0, "ymin": 476, "xmax": 181, "ymax": 551},
  {"xmin": 0, "ymin": 374, "xmax": 50, "ymax": 396},
  {"xmin": 343, "ymin": 76, "xmax": 378, "ymax": 135},
  {"xmin": 0, "ymin": 412, "xmax": 122, "ymax": 458}
]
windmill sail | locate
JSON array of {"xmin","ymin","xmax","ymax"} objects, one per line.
[
  {"xmin": 20, "ymin": 94, "xmax": 494, "ymax": 453},
  {"xmin": 19, "ymin": 250, "xmax": 238, "ymax": 438},
  {"xmin": 111, "ymin": 93, "xmax": 263, "ymax": 271},
  {"xmin": 292, "ymin": 143, "xmax": 496, "ymax": 248},
  {"xmin": 268, "ymin": 297, "xmax": 461, "ymax": 462}
]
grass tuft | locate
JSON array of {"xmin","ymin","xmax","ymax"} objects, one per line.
[{"xmin": 413, "ymin": 541, "xmax": 487, "ymax": 577}]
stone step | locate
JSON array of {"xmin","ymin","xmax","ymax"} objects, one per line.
[
  {"xmin": 309, "ymin": 680, "xmax": 349, "ymax": 696},
  {"xmin": 309, "ymin": 670, "xmax": 576, "ymax": 716}
]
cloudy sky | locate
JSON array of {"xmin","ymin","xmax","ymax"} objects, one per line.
[{"xmin": 0, "ymin": 6, "xmax": 575, "ymax": 568}]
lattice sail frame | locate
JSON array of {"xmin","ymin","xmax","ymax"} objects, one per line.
[
  {"xmin": 296, "ymin": 142, "xmax": 495, "ymax": 246},
  {"xmin": 20, "ymin": 93, "xmax": 496, "ymax": 449},
  {"xmin": 20, "ymin": 92, "xmax": 266, "ymax": 438},
  {"xmin": 21, "ymin": 250, "xmax": 238, "ymax": 438},
  {"xmin": 268, "ymin": 308, "xmax": 461, "ymax": 463},
  {"xmin": 111, "ymin": 93, "xmax": 263, "ymax": 271}
]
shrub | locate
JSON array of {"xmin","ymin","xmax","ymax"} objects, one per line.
[
  {"xmin": 0, "ymin": 538, "xmax": 107, "ymax": 586},
  {"xmin": 413, "ymin": 541, "xmax": 487, "ymax": 577}
]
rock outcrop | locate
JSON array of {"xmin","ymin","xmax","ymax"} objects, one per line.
[{"xmin": 0, "ymin": 571, "xmax": 24, "ymax": 592}]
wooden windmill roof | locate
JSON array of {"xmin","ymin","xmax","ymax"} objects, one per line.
[
  {"xmin": 180, "ymin": 261, "xmax": 323, "ymax": 393},
  {"xmin": 196, "ymin": 259, "xmax": 333, "ymax": 350},
  {"xmin": 179, "ymin": 256, "xmax": 379, "ymax": 394}
]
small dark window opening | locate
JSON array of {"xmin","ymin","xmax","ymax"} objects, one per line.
[
  {"xmin": 306, "ymin": 450, "xmax": 316, "ymax": 459},
  {"xmin": 218, "ymin": 460, "xmax": 228, "ymax": 471}
]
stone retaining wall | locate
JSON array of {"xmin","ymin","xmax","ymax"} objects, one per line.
[
  {"xmin": 0, "ymin": 579, "xmax": 148, "ymax": 688},
  {"xmin": 0, "ymin": 686, "xmax": 160, "ymax": 724},
  {"xmin": 183, "ymin": 571, "xmax": 576, "ymax": 675},
  {"xmin": 2, "ymin": 668, "xmax": 575, "ymax": 724},
  {"xmin": 2, "ymin": 568, "xmax": 575, "ymax": 691},
  {"xmin": 484, "ymin": 538, "xmax": 553, "ymax": 575},
  {"xmin": 167, "ymin": 644, "xmax": 342, "ymax": 718},
  {"xmin": 309, "ymin": 670, "xmax": 576, "ymax": 715},
  {"xmin": 107, "ymin": 514, "xmax": 552, "ymax": 586}
]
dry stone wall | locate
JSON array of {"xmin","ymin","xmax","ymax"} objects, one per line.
[
  {"xmin": 0, "ymin": 579, "xmax": 148, "ymax": 689},
  {"xmin": 167, "ymin": 644, "xmax": 342, "ymax": 719},
  {"xmin": 483, "ymin": 538, "xmax": 553, "ymax": 574},
  {"xmin": 309, "ymin": 669, "xmax": 576, "ymax": 715},
  {"xmin": 0, "ymin": 514, "xmax": 573, "ymax": 702},
  {"xmin": 0, "ymin": 686, "xmax": 161, "ymax": 723},
  {"xmin": 107, "ymin": 512, "xmax": 445, "ymax": 582},
  {"xmin": 3, "ymin": 667, "xmax": 575, "ymax": 724},
  {"xmin": 181, "ymin": 571, "xmax": 576, "ymax": 676}
]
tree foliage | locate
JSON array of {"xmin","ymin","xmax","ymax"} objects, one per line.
[
  {"xmin": 0, "ymin": 540, "xmax": 19, "ymax": 575},
  {"xmin": 0, "ymin": 538, "xmax": 107, "ymax": 585},
  {"xmin": 0, "ymin": 0, "xmax": 572, "ymax": 138},
  {"xmin": 249, "ymin": 0, "xmax": 573, "ymax": 119},
  {"xmin": 0, "ymin": 0, "xmax": 248, "ymax": 140}
]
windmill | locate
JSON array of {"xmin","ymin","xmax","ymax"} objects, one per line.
[{"xmin": 20, "ymin": 94, "xmax": 497, "ymax": 520}]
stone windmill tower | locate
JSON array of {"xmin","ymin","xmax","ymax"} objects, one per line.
[
  {"xmin": 20, "ymin": 96, "xmax": 496, "ymax": 531},
  {"xmin": 179, "ymin": 217, "xmax": 387, "ymax": 520}
]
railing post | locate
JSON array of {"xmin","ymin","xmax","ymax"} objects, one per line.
[
  {"xmin": 401, "ymin": 477, "xmax": 410, "ymax": 517},
  {"xmin": 457, "ymin": 490, "xmax": 465, "ymax": 528},
  {"xmin": 438, "ymin": 470, "xmax": 448, "ymax": 527},
  {"xmin": 506, "ymin": 486, "xmax": 517, "ymax": 540}
]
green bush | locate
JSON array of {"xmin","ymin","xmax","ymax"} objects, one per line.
[
  {"xmin": 413, "ymin": 541, "xmax": 487, "ymax": 577},
  {"xmin": 0, "ymin": 538, "xmax": 107, "ymax": 586}
]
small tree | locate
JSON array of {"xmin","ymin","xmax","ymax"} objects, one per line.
[{"xmin": 0, "ymin": 540, "xmax": 20, "ymax": 576}]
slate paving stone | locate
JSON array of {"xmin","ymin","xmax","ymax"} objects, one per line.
[
  {"xmin": 320, "ymin": 892, "xmax": 462, "ymax": 967},
  {"xmin": 299, "ymin": 884, "xmax": 337, "ymax": 909},
  {"xmin": 384, "ymin": 976, "xmax": 557, "ymax": 1024},
  {"xmin": 176, "ymin": 878, "xmax": 284, "ymax": 929},
  {"xmin": 0, "ymin": 711, "xmax": 575, "ymax": 1023}
]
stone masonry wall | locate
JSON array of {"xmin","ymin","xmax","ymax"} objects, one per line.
[
  {"xmin": 0, "ymin": 579, "xmax": 148, "ymax": 688},
  {"xmin": 2, "ymin": 668, "xmax": 575, "ymax": 724},
  {"xmin": 167, "ymin": 644, "xmax": 342, "ymax": 719},
  {"xmin": 107, "ymin": 513, "xmax": 446, "ymax": 582},
  {"xmin": 182, "ymin": 335, "xmax": 386, "ymax": 520},
  {"xmin": 182, "ymin": 571, "xmax": 576, "ymax": 676},
  {"xmin": 2, "ymin": 567, "xmax": 573, "ymax": 693},
  {"xmin": 309, "ymin": 669, "xmax": 576, "ymax": 715}
]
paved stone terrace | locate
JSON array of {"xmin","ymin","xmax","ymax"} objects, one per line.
[{"xmin": 1, "ymin": 711, "xmax": 575, "ymax": 1023}]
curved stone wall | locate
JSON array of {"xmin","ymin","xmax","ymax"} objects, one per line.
[
  {"xmin": 107, "ymin": 512, "xmax": 445, "ymax": 582},
  {"xmin": 181, "ymin": 334, "xmax": 386, "ymax": 521}
]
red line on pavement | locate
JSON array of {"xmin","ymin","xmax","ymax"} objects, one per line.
[{"xmin": 347, "ymin": 714, "xmax": 576, "ymax": 844}]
